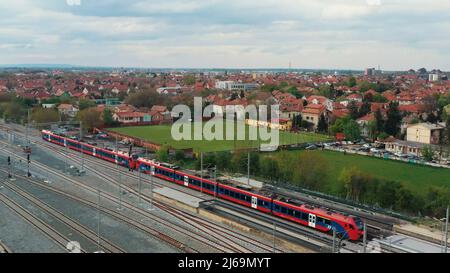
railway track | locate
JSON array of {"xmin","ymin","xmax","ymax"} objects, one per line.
[
  {"xmin": 23, "ymin": 139, "xmax": 286, "ymax": 253},
  {"xmin": 0, "ymin": 146, "xmax": 248, "ymax": 253},
  {"xmin": 0, "ymin": 191, "xmax": 74, "ymax": 253},
  {"xmin": 0, "ymin": 241, "xmax": 12, "ymax": 253},
  {"xmin": 1, "ymin": 179, "xmax": 125, "ymax": 253}
]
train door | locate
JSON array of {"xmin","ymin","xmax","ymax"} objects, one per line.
[
  {"xmin": 308, "ymin": 214, "xmax": 316, "ymax": 228},
  {"xmin": 115, "ymin": 154, "xmax": 118, "ymax": 164},
  {"xmin": 251, "ymin": 196, "xmax": 258, "ymax": 209},
  {"xmin": 184, "ymin": 176, "xmax": 189, "ymax": 187},
  {"xmin": 93, "ymin": 148, "xmax": 96, "ymax": 156},
  {"xmin": 151, "ymin": 165, "xmax": 155, "ymax": 176},
  {"xmin": 64, "ymin": 139, "xmax": 67, "ymax": 147}
]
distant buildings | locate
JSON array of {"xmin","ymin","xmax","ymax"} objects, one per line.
[
  {"xmin": 365, "ymin": 68, "xmax": 382, "ymax": 77},
  {"xmin": 215, "ymin": 81, "xmax": 258, "ymax": 92}
]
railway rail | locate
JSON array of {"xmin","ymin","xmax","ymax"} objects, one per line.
[
  {"xmin": 6, "ymin": 138, "xmax": 287, "ymax": 253},
  {"xmin": 0, "ymin": 190, "xmax": 74, "ymax": 253},
  {"xmin": 0, "ymin": 145, "xmax": 261, "ymax": 253},
  {"xmin": 1, "ymin": 178, "xmax": 125, "ymax": 253}
]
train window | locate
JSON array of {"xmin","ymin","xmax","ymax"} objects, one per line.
[
  {"xmin": 281, "ymin": 206, "xmax": 287, "ymax": 214},
  {"xmin": 324, "ymin": 219, "xmax": 331, "ymax": 225},
  {"xmin": 349, "ymin": 224, "xmax": 354, "ymax": 230},
  {"xmin": 301, "ymin": 213, "xmax": 308, "ymax": 221}
]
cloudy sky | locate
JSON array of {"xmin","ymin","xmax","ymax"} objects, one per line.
[{"xmin": 0, "ymin": 0, "xmax": 449, "ymax": 70}]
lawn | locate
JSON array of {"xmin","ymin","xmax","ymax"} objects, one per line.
[
  {"xmin": 282, "ymin": 150, "xmax": 450, "ymax": 195},
  {"xmin": 109, "ymin": 121, "xmax": 331, "ymax": 152}
]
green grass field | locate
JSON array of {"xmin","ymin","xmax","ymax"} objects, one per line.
[
  {"xmin": 282, "ymin": 150, "xmax": 450, "ymax": 195},
  {"xmin": 109, "ymin": 121, "xmax": 331, "ymax": 152}
]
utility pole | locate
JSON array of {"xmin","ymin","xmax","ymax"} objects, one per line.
[
  {"xmin": 79, "ymin": 121, "xmax": 84, "ymax": 173},
  {"xmin": 97, "ymin": 189, "xmax": 101, "ymax": 253},
  {"xmin": 138, "ymin": 166, "xmax": 142, "ymax": 205},
  {"xmin": 332, "ymin": 228, "xmax": 336, "ymax": 253},
  {"xmin": 273, "ymin": 222, "xmax": 276, "ymax": 253},
  {"xmin": 27, "ymin": 153, "xmax": 31, "ymax": 177},
  {"xmin": 200, "ymin": 152, "xmax": 203, "ymax": 194},
  {"xmin": 7, "ymin": 156, "xmax": 12, "ymax": 179},
  {"xmin": 26, "ymin": 108, "xmax": 30, "ymax": 145},
  {"xmin": 150, "ymin": 166, "xmax": 154, "ymax": 210},
  {"xmin": 363, "ymin": 223, "xmax": 367, "ymax": 253},
  {"xmin": 247, "ymin": 152, "xmax": 250, "ymax": 185},
  {"xmin": 116, "ymin": 136, "xmax": 122, "ymax": 210},
  {"xmin": 445, "ymin": 206, "xmax": 449, "ymax": 253}
]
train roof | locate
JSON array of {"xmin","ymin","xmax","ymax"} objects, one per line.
[{"xmin": 43, "ymin": 130, "xmax": 131, "ymax": 158}]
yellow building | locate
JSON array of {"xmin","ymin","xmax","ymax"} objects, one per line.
[
  {"xmin": 246, "ymin": 119, "xmax": 292, "ymax": 131},
  {"xmin": 406, "ymin": 123, "xmax": 445, "ymax": 145}
]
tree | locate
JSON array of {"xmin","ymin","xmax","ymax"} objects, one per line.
[
  {"xmin": 317, "ymin": 114, "xmax": 328, "ymax": 133},
  {"xmin": 348, "ymin": 101, "xmax": 360, "ymax": 119},
  {"xmin": 183, "ymin": 74, "xmax": 196, "ymax": 86},
  {"xmin": 330, "ymin": 116, "xmax": 361, "ymax": 141},
  {"xmin": 421, "ymin": 145, "xmax": 435, "ymax": 162},
  {"xmin": 339, "ymin": 167, "xmax": 369, "ymax": 202},
  {"xmin": 259, "ymin": 157, "xmax": 279, "ymax": 181},
  {"xmin": 445, "ymin": 117, "xmax": 450, "ymax": 145},
  {"xmin": 347, "ymin": 77, "xmax": 357, "ymax": 88},
  {"xmin": 78, "ymin": 99, "xmax": 96, "ymax": 110},
  {"xmin": 293, "ymin": 152, "xmax": 328, "ymax": 190},
  {"xmin": 103, "ymin": 108, "xmax": 115, "ymax": 127},
  {"xmin": 359, "ymin": 101, "xmax": 371, "ymax": 117},
  {"xmin": 76, "ymin": 108, "xmax": 102, "ymax": 131},
  {"xmin": 156, "ymin": 145, "xmax": 169, "ymax": 162},
  {"xmin": 343, "ymin": 119, "xmax": 361, "ymax": 141},
  {"xmin": 174, "ymin": 150, "xmax": 185, "ymax": 162},
  {"xmin": 125, "ymin": 89, "xmax": 168, "ymax": 108},
  {"xmin": 31, "ymin": 108, "xmax": 59, "ymax": 124},
  {"xmin": 374, "ymin": 109, "xmax": 385, "ymax": 135},
  {"xmin": 215, "ymin": 151, "xmax": 232, "ymax": 171},
  {"xmin": 385, "ymin": 102, "xmax": 402, "ymax": 136}
]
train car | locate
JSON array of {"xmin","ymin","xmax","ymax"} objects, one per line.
[
  {"xmin": 42, "ymin": 130, "xmax": 137, "ymax": 170},
  {"xmin": 217, "ymin": 183, "xmax": 272, "ymax": 213},
  {"xmin": 272, "ymin": 199, "xmax": 363, "ymax": 240},
  {"xmin": 136, "ymin": 158, "xmax": 218, "ymax": 195}
]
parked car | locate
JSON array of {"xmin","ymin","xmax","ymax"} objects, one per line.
[{"xmin": 305, "ymin": 144, "xmax": 318, "ymax": 150}]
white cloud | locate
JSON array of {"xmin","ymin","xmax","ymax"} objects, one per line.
[{"xmin": 0, "ymin": 0, "xmax": 449, "ymax": 70}]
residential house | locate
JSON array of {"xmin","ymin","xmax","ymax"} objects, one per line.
[
  {"xmin": 357, "ymin": 113, "xmax": 375, "ymax": 138},
  {"xmin": 301, "ymin": 104, "xmax": 327, "ymax": 129},
  {"xmin": 57, "ymin": 104, "xmax": 79, "ymax": 118}
]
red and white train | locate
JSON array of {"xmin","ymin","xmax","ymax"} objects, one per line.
[{"xmin": 42, "ymin": 130, "xmax": 364, "ymax": 241}]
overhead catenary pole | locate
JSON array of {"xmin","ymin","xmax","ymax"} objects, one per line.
[
  {"xmin": 97, "ymin": 189, "xmax": 101, "ymax": 253},
  {"xmin": 200, "ymin": 152, "xmax": 203, "ymax": 194},
  {"xmin": 273, "ymin": 222, "xmax": 276, "ymax": 253},
  {"xmin": 445, "ymin": 206, "xmax": 449, "ymax": 253},
  {"xmin": 138, "ymin": 166, "xmax": 142, "ymax": 205},
  {"xmin": 116, "ymin": 136, "xmax": 122, "ymax": 210},
  {"xmin": 247, "ymin": 152, "xmax": 251, "ymax": 185},
  {"xmin": 332, "ymin": 228, "xmax": 336, "ymax": 253},
  {"xmin": 80, "ymin": 121, "xmax": 84, "ymax": 173},
  {"xmin": 363, "ymin": 223, "xmax": 367, "ymax": 253}
]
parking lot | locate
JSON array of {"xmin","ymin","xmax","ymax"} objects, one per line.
[{"xmin": 304, "ymin": 141, "xmax": 450, "ymax": 169}]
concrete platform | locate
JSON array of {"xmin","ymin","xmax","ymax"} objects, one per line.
[
  {"xmin": 153, "ymin": 187, "xmax": 205, "ymax": 213},
  {"xmin": 377, "ymin": 234, "xmax": 446, "ymax": 253},
  {"xmin": 395, "ymin": 224, "xmax": 450, "ymax": 246}
]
